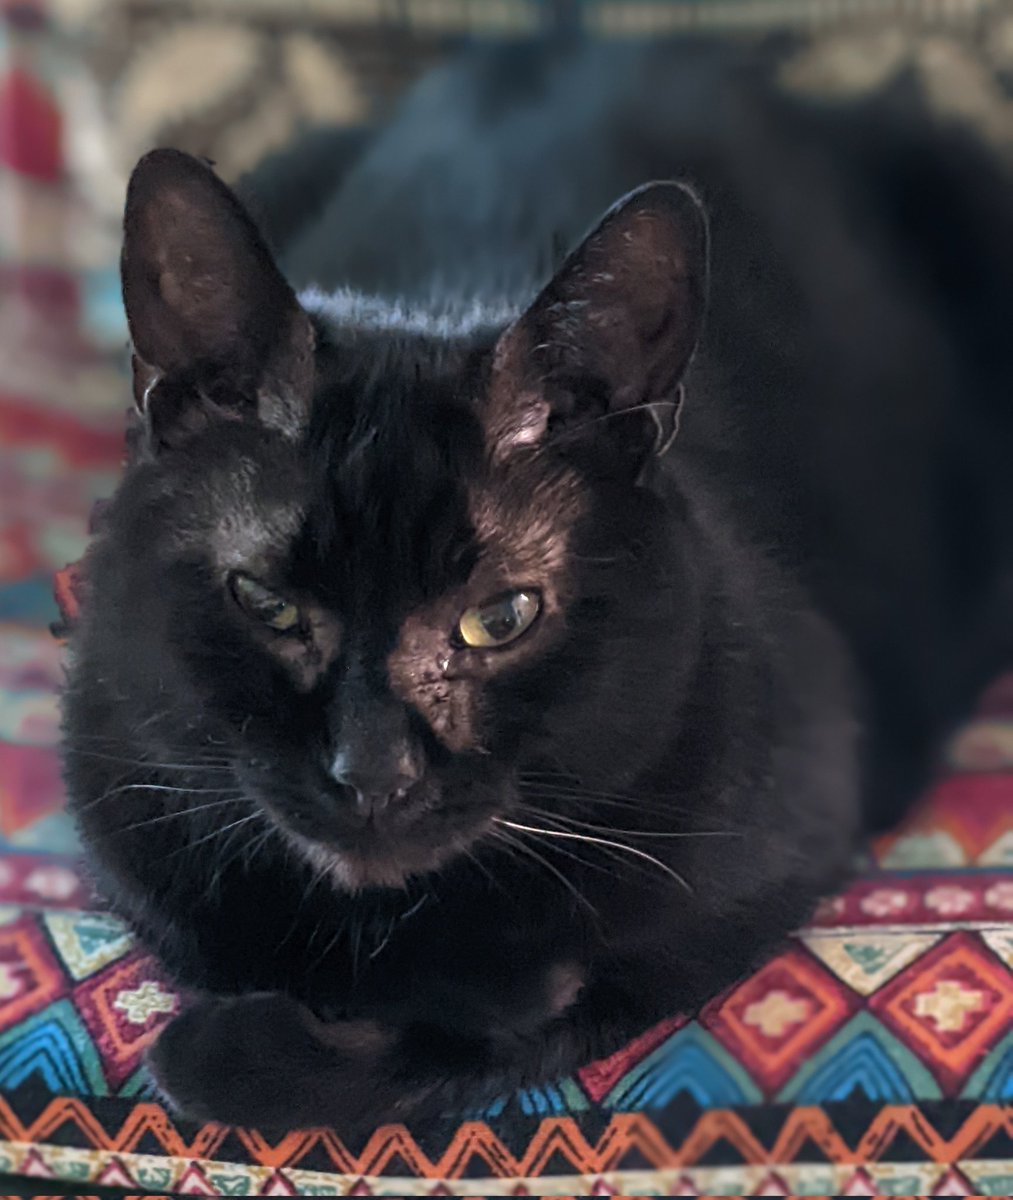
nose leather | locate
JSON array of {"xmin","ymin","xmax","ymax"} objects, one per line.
[
  {"xmin": 328, "ymin": 745, "xmax": 423, "ymax": 807},
  {"xmin": 326, "ymin": 670, "xmax": 424, "ymax": 809}
]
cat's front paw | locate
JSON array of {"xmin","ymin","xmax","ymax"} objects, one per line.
[{"xmin": 147, "ymin": 993, "xmax": 393, "ymax": 1132}]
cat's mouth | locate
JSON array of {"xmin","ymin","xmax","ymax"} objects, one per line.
[
  {"xmin": 289, "ymin": 828, "xmax": 491, "ymax": 892},
  {"xmin": 252, "ymin": 774, "xmax": 506, "ymax": 892}
]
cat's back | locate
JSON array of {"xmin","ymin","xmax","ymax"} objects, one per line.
[{"xmin": 280, "ymin": 34, "xmax": 1013, "ymax": 566}]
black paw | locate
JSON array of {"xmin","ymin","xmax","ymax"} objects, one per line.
[{"xmin": 147, "ymin": 993, "xmax": 393, "ymax": 1133}]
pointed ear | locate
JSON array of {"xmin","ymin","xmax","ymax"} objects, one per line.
[
  {"xmin": 487, "ymin": 182, "xmax": 707, "ymax": 472},
  {"xmin": 121, "ymin": 148, "xmax": 315, "ymax": 448}
]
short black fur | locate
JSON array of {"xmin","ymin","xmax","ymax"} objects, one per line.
[{"xmin": 62, "ymin": 37, "xmax": 1013, "ymax": 1133}]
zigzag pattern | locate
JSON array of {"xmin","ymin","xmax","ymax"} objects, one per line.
[{"xmin": 0, "ymin": 1097, "xmax": 1009, "ymax": 1175}]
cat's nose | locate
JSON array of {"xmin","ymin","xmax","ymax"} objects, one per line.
[{"xmin": 328, "ymin": 746, "xmax": 422, "ymax": 811}]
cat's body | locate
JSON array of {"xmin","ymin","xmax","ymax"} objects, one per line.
[{"xmin": 62, "ymin": 38, "xmax": 1013, "ymax": 1132}]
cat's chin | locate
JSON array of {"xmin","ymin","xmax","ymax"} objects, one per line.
[{"xmin": 280, "ymin": 823, "xmax": 492, "ymax": 893}]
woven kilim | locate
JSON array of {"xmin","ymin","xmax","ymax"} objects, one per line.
[{"xmin": 1, "ymin": 2, "xmax": 1011, "ymax": 1194}]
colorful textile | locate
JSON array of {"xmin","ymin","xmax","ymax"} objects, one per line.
[{"xmin": 0, "ymin": 774, "xmax": 1010, "ymax": 1192}]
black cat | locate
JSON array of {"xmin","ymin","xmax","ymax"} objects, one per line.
[{"xmin": 61, "ymin": 38, "xmax": 1013, "ymax": 1133}]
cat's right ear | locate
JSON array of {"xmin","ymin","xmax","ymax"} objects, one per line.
[
  {"xmin": 486, "ymin": 182, "xmax": 707, "ymax": 476},
  {"xmin": 121, "ymin": 149, "xmax": 314, "ymax": 450}
]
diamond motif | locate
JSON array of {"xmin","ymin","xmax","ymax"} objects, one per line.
[
  {"xmin": 702, "ymin": 948, "xmax": 858, "ymax": 1092},
  {"xmin": 870, "ymin": 932, "xmax": 1013, "ymax": 1092},
  {"xmin": 777, "ymin": 1011, "xmax": 942, "ymax": 1103},
  {"xmin": 0, "ymin": 915, "xmax": 64, "ymax": 1032},
  {"xmin": 73, "ymin": 954, "xmax": 178, "ymax": 1087},
  {"xmin": 802, "ymin": 930, "xmax": 941, "ymax": 995},
  {"xmin": 24, "ymin": 864, "xmax": 78, "ymax": 900}
]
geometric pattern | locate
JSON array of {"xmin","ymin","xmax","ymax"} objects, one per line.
[
  {"xmin": 42, "ymin": 912, "xmax": 134, "ymax": 982},
  {"xmin": 869, "ymin": 934, "xmax": 1013, "ymax": 1094},
  {"xmin": 1, "ymin": 0, "xmax": 1011, "ymax": 1190},
  {"xmin": 71, "ymin": 956, "xmax": 178, "ymax": 1089},
  {"xmin": 701, "ymin": 948, "xmax": 861, "ymax": 1093},
  {"xmin": 0, "ymin": 801, "xmax": 1004, "ymax": 1190},
  {"xmin": 0, "ymin": 1099, "xmax": 1009, "ymax": 1194},
  {"xmin": 0, "ymin": 765, "xmax": 1005, "ymax": 1187},
  {"xmin": 803, "ymin": 928, "xmax": 943, "ymax": 994},
  {"xmin": 775, "ymin": 1010, "xmax": 943, "ymax": 1104}
]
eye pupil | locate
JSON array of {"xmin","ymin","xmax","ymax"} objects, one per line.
[{"xmin": 480, "ymin": 602, "xmax": 519, "ymax": 641}]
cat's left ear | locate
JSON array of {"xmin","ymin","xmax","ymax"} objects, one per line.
[
  {"xmin": 487, "ymin": 182, "xmax": 707, "ymax": 473},
  {"xmin": 121, "ymin": 148, "xmax": 315, "ymax": 449}
]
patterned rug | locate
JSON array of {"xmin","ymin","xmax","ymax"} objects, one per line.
[{"xmin": 1, "ymin": 4, "xmax": 1012, "ymax": 1196}]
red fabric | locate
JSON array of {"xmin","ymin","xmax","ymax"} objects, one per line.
[{"xmin": 0, "ymin": 66, "xmax": 62, "ymax": 181}]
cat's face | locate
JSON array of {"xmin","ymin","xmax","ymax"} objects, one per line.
[{"xmin": 101, "ymin": 150, "xmax": 707, "ymax": 889}]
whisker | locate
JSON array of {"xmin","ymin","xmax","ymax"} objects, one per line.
[
  {"xmin": 458, "ymin": 844, "xmax": 504, "ymax": 893},
  {"xmin": 502, "ymin": 823, "xmax": 619, "ymax": 880},
  {"xmin": 62, "ymin": 746, "xmax": 236, "ymax": 772},
  {"xmin": 161, "ymin": 813, "xmax": 263, "ymax": 860},
  {"xmin": 105, "ymin": 796, "xmax": 249, "ymax": 836},
  {"xmin": 490, "ymin": 828, "xmax": 600, "ymax": 919},
  {"xmin": 495, "ymin": 818, "xmax": 693, "ymax": 896},
  {"xmin": 518, "ymin": 803, "xmax": 740, "ymax": 840},
  {"xmin": 75, "ymin": 781, "xmax": 245, "ymax": 814}
]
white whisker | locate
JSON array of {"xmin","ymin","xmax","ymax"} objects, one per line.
[
  {"xmin": 107, "ymin": 796, "xmax": 249, "ymax": 836},
  {"xmin": 520, "ymin": 803, "xmax": 739, "ymax": 840},
  {"xmin": 491, "ymin": 828, "xmax": 600, "ymax": 918},
  {"xmin": 495, "ymin": 817, "xmax": 693, "ymax": 896}
]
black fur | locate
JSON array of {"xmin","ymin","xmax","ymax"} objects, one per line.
[{"xmin": 62, "ymin": 37, "xmax": 1013, "ymax": 1134}]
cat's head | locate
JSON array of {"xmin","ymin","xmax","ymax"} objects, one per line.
[{"xmin": 100, "ymin": 149, "xmax": 707, "ymax": 890}]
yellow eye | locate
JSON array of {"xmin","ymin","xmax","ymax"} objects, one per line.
[
  {"xmin": 230, "ymin": 573, "xmax": 300, "ymax": 632},
  {"xmin": 457, "ymin": 589, "xmax": 541, "ymax": 649}
]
